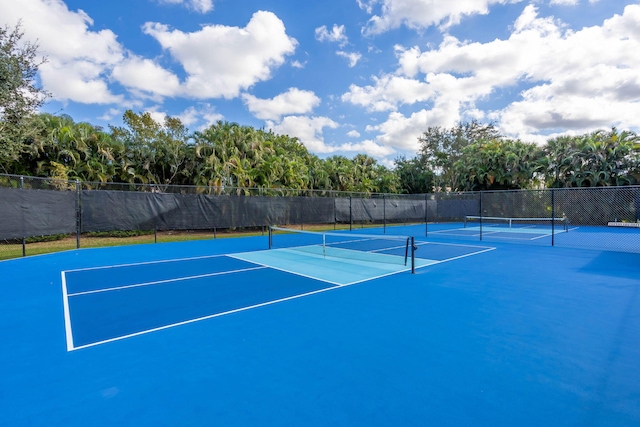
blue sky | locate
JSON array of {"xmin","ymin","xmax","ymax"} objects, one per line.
[{"xmin": 1, "ymin": 0, "xmax": 639, "ymax": 165}]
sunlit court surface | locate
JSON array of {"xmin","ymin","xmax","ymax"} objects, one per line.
[{"xmin": 1, "ymin": 224, "xmax": 640, "ymax": 426}]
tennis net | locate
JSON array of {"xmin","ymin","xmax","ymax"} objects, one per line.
[
  {"xmin": 464, "ymin": 216, "xmax": 568, "ymax": 231},
  {"xmin": 268, "ymin": 226, "xmax": 417, "ymax": 273}
]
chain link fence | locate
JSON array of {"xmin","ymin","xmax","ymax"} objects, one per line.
[
  {"xmin": 554, "ymin": 186, "xmax": 640, "ymax": 252},
  {"xmin": 425, "ymin": 187, "xmax": 640, "ymax": 253},
  {"xmin": 1, "ymin": 174, "xmax": 638, "ymax": 259},
  {"xmin": 0, "ymin": 174, "xmax": 427, "ymax": 259}
]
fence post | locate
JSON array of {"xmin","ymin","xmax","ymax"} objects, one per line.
[
  {"xmin": 383, "ymin": 194, "xmax": 386, "ymax": 234},
  {"xmin": 20, "ymin": 176, "xmax": 25, "ymax": 257},
  {"xmin": 551, "ymin": 189, "xmax": 555, "ymax": 247},
  {"xmin": 479, "ymin": 191, "xmax": 483, "ymax": 241},
  {"xmin": 76, "ymin": 180, "xmax": 81, "ymax": 249},
  {"xmin": 424, "ymin": 193, "xmax": 428, "ymax": 237},
  {"xmin": 349, "ymin": 196, "xmax": 353, "ymax": 232},
  {"xmin": 333, "ymin": 196, "xmax": 337, "ymax": 230}
]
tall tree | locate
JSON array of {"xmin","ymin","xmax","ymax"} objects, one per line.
[
  {"xmin": 394, "ymin": 156, "xmax": 434, "ymax": 194},
  {"xmin": 109, "ymin": 110, "xmax": 192, "ymax": 187},
  {"xmin": 453, "ymin": 139, "xmax": 543, "ymax": 191},
  {"xmin": 418, "ymin": 120, "xmax": 500, "ymax": 191},
  {"xmin": 542, "ymin": 129, "xmax": 640, "ymax": 187},
  {"xmin": 0, "ymin": 22, "xmax": 49, "ymax": 172},
  {"xmin": 539, "ymin": 136, "xmax": 577, "ymax": 188}
]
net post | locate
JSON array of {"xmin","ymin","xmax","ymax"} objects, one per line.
[
  {"xmin": 322, "ymin": 233, "xmax": 326, "ymax": 258},
  {"xmin": 268, "ymin": 226, "xmax": 273, "ymax": 249},
  {"xmin": 404, "ymin": 237, "xmax": 409, "ymax": 265},
  {"xmin": 411, "ymin": 236, "xmax": 416, "ymax": 274}
]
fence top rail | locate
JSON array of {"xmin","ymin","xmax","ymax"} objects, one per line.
[{"xmin": 1, "ymin": 173, "xmax": 639, "ymax": 197}]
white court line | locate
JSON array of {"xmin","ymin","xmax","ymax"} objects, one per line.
[
  {"xmin": 338, "ymin": 244, "xmax": 496, "ymax": 279},
  {"xmin": 273, "ymin": 243, "xmax": 411, "ymax": 263},
  {"xmin": 227, "ymin": 254, "xmax": 344, "ymax": 287},
  {"xmin": 428, "ymin": 227, "xmax": 469, "ymax": 234},
  {"xmin": 67, "ymin": 244, "xmax": 496, "ymax": 351},
  {"xmin": 367, "ymin": 244, "xmax": 408, "ymax": 253},
  {"xmin": 344, "ymin": 266, "xmax": 429, "ymax": 286},
  {"xmin": 431, "ymin": 246, "xmax": 496, "ymax": 263},
  {"xmin": 415, "ymin": 240, "xmax": 495, "ymax": 250},
  {"xmin": 530, "ymin": 233, "xmax": 553, "ymax": 241},
  {"xmin": 430, "ymin": 227, "xmax": 564, "ymax": 241},
  {"xmin": 324, "ymin": 237, "xmax": 409, "ymax": 255},
  {"xmin": 69, "ymin": 283, "xmax": 343, "ymax": 351},
  {"xmin": 527, "ymin": 227, "xmax": 575, "ymax": 240},
  {"xmin": 67, "ymin": 266, "xmax": 267, "ymax": 297},
  {"xmin": 70, "ymin": 254, "xmax": 441, "ymax": 351},
  {"xmin": 63, "ymin": 254, "xmax": 227, "ymax": 273},
  {"xmin": 60, "ymin": 272, "xmax": 74, "ymax": 352},
  {"xmin": 261, "ymin": 251, "xmax": 428, "ymax": 286}
]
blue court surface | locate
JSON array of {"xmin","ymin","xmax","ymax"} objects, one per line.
[{"xmin": 1, "ymin": 225, "xmax": 639, "ymax": 426}]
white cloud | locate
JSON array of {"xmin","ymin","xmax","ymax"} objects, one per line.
[
  {"xmin": 342, "ymin": 74, "xmax": 434, "ymax": 111},
  {"xmin": 549, "ymin": 0, "xmax": 578, "ymax": 5},
  {"xmin": 177, "ymin": 104, "xmax": 224, "ymax": 128},
  {"xmin": 156, "ymin": 0, "xmax": 214, "ymax": 14},
  {"xmin": 496, "ymin": 4, "xmax": 640, "ymax": 136},
  {"xmin": 316, "ymin": 25, "xmax": 361, "ymax": 68},
  {"xmin": 267, "ymin": 116, "xmax": 339, "ymax": 153},
  {"xmin": 347, "ymin": 130, "xmax": 361, "ymax": 138},
  {"xmin": 142, "ymin": 11, "xmax": 298, "ymax": 99},
  {"xmin": 98, "ymin": 108, "xmax": 122, "ymax": 121},
  {"xmin": 131, "ymin": 104, "xmax": 223, "ymax": 130},
  {"xmin": 315, "ymin": 24, "xmax": 349, "ymax": 46},
  {"xmin": 112, "ymin": 56, "xmax": 181, "ymax": 98},
  {"xmin": 40, "ymin": 60, "xmax": 123, "ymax": 105},
  {"xmin": 361, "ymin": 0, "xmax": 524, "ymax": 35},
  {"xmin": 267, "ymin": 116, "xmax": 394, "ymax": 158},
  {"xmin": 0, "ymin": 0, "xmax": 124, "ymax": 104},
  {"xmin": 367, "ymin": 107, "xmax": 460, "ymax": 152},
  {"xmin": 0, "ymin": 2, "xmax": 300, "ymax": 114},
  {"xmin": 357, "ymin": 0, "xmax": 377, "ymax": 14},
  {"xmin": 145, "ymin": 109, "xmax": 169, "ymax": 125},
  {"xmin": 242, "ymin": 88, "xmax": 321, "ymax": 120},
  {"xmin": 348, "ymin": 4, "xmax": 640, "ymax": 147},
  {"xmin": 334, "ymin": 139, "xmax": 396, "ymax": 157},
  {"xmin": 336, "ymin": 51, "xmax": 363, "ymax": 67}
]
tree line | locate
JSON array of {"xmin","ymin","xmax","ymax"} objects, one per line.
[
  {"xmin": 2, "ymin": 111, "xmax": 638, "ymax": 194},
  {"xmin": 399, "ymin": 120, "xmax": 640, "ymax": 192},
  {"xmin": 2, "ymin": 111, "xmax": 404, "ymax": 193},
  {"xmin": 2, "ymin": 22, "xmax": 639, "ymax": 194}
]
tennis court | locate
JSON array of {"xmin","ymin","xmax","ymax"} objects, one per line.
[{"xmin": 1, "ymin": 225, "xmax": 639, "ymax": 426}]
